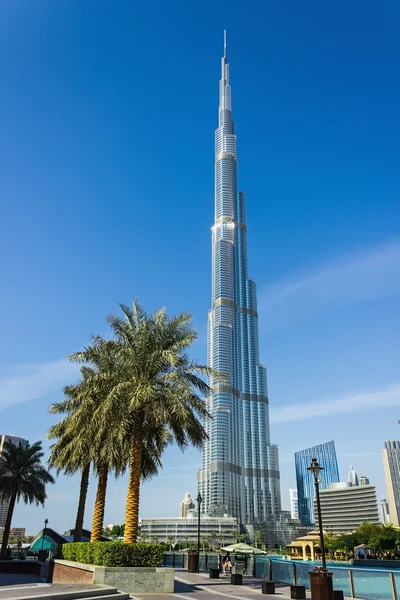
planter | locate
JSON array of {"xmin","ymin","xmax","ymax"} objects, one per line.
[
  {"xmin": 49, "ymin": 560, "xmax": 174, "ymax": 593},
  {"xmin": 188, "ymin": 553, "xmax": 198, "ymax": 573},
  {"xmin": 231, "ymin": 573, "xmax": 242, "ymax": 585},
  {"xmin": 262, "ymin": 581, "xmax": 275, "ymax": 594},
  {"xmin": 209, "ymin": 568, "xmax": 220, "ymax": 579},
  {"xmin": 309, "ymin": 571, "xmax": 333, "ymax": 600},
  {"xmin": 290, "ymin": 585, "xmax": 306, "ymax": 599}
]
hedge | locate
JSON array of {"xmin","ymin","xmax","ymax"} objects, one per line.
[{"xmin": 61, "ymin": 542, "xmax": 163, "ymax": 567}]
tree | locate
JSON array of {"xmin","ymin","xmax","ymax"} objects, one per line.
[
  {"xmin": 167, "ymin": 535, "xmax": 175, "ymax": 551},
  {"xmin": 237, "ymin": 534, "xmax": 246, "ymax": 543},
  {"xmin": 230, "ymin": 529, "xmax": 238, "ymax": 542},
  {"xmin": 48, "ymin": 379, "xmax": 94, "ymax": 543},
  {"xmin": 210, "ymin": 531, "xmax": 217, "ymax": 550},
  {"xmin": 151, "ymin": 535, "xmax": 159, "ymax": 543},
  {"xmin": 50, "ymin": 349, "xmax": 168, "ymax": 544},
  {"xmin": 70, "ymin": 302, "xmax": 219, "ymax": 543},
  {"xmin": 184, "ymin": 535, "xmax": 190, "ymax": 549},
  {"xmin": 218, "ymin": 532, "xmax": 225, "ymax": 549},
  {"xmin": 253, "ymin": 530, "xmax": 261, "ymax": 549},
  {"xmin": 355, "ymin": 522, "xmax": 380, "ymax": 545},
  {"xmin": 0, "ymin": 440, "xmax": 54, "ymax": 558},
  {"xmin": 110, "ymin": 524, "xmax": 125, "ymax": 538},
  {"xmin": 201, "ymin": 535, "xmax": 208, "ymax": 552}
]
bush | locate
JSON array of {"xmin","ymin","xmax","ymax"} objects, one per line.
[{"xmin": 60, "ymin": 542, "xmax": 163, "ymax": 567}]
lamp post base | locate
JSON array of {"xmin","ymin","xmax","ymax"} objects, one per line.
[{"xmin": 309, "ymin": 571, "xmax": 333, "ymax": 600}]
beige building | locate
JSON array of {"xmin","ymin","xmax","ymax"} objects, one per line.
[
  {"xmin": 0, "ymin": 435, "xmax": 24, "ymax": 527},
  {"xmin": 383, "ymin": 441, "xmax": 400, "ymax": 527},
  {"xmin": 179, "ymin": 493, "xmax": 195, "ymax": 518},
  {"xmin": 0, "ymin": 527, "xmax": 26, "ymax": 541},
  {"xmin": 287, "ymin": 531, "xmax": 321, "ymax": 561},
  {"xmin": 314, "ymin": 482, "xmax": 379, "ymax": 535}
]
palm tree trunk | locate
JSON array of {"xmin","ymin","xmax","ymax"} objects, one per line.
[
  {"xmin": 91, "ymin": 466, "xmax": 108, "ymax": 542},
  {"xmin": 1, "ymin": 492, "xmax": 17, "ymax": 559},
  {"xmin": 124, "ymin": 439, "xmax": 143, "ymax": 544},
  {"xmin": 74, "ymin": 464, "xmax": 90, "ymax": 542}
]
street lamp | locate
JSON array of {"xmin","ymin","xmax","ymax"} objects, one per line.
[
  {"xmin": 41, "ymin": 518, "xmax": 49, "ymax": 551},
  {"xmin": 307, "ymin": 458, "xmax": 326, "ymax": 570},
  {"xmin": 196, "ymin": 493, "xmax": 202, "ymax": 573}
]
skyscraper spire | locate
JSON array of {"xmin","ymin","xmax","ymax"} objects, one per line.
[{"xmin": 198, "ymin": 34, "xmax": 281, "ymax": 540}]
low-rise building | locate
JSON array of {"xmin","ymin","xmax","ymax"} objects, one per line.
[
  {"xmin": 314, "ymin": 482, "xmax": 379, "ymax": 535},
  {"xmin": 0, "ymin": 527, "xmax": 26, "ymax": 541},
  {"xmin": 140, "ymin": 514, "xmax": 237, "ymax": 545}
]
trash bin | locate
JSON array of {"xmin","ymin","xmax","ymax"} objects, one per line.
[
  {"xmin": 209, "ymin": 568, "xmax": 220, "ymax": 579},
  {"xmin": 262, "ymin": 581, "xmax": 275, "ymax": 594},
  {"xmin": 188, "ymin": 553, "xmax": 198, "ymax": 573},
  {"xmin": 309, "ymin": 571, "xmax": 333, "ymax": 600}
]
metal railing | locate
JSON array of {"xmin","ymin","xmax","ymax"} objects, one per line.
[
  {"xmin": 162, "ymin": 553, "xmax": 400, "ymax": 599},
  {"xmin": 254, "ymin": 557, "xmax": 399, "ymax": 600}
]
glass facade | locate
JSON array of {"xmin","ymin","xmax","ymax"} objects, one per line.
[
  {"xmin": 383, "ymin": 440, "xmax": 400, "ymax": 527},
  {"xmin": 295, "ymin": 441, "xmax": 339, "ymax": 526},
  {"xmin": 197, "ymin": 34, "xmax": 281, "ymax": 530}
]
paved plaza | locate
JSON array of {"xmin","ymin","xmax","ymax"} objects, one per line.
[
  {"xmin": 134, "ymin": 571, "xmax": 312, "ymax": 600},
  {"xmin": 0, "ymin": 569, "xmax": 356, "ymax": 600}
]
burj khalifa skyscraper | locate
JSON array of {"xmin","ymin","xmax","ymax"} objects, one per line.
[{"xmin": 198, "ymin": 33, "xmax": 282, "ymax": 537}]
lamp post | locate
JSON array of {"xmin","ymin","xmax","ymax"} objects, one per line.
[
  {"xmin": 41, "ymin": 518, "xmax": 48, "ymax": 551},
  {"xmin": 196, "ymin": 493, "xmax": 202, "ymax": 573},
  {"xmin": 307, "ymin": 458, "xmax": 326, "ymax": 570},
  {"xmin": 307, "ymin": 459, "xmax": 333, "ymax": 600}
]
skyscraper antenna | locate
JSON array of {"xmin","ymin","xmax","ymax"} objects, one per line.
[{"xmin": 224, "ymin": 30, "xmax": 227, "ymax": 58}]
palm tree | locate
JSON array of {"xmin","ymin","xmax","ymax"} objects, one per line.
[
  {"xmin": 201, "ymin": 535, "xmax": 208, "ymax": 552},
  {"xmin": 210, "ymin": 531, "xmax": 217, "ymax": 551},
  {"xmin": 230, "ymin": 529, "xmax": 238, "ymax": 542},
  {"xmin": 167, "ymin": 535, "xmax": 175, "ymax": 551},
  {"xmin": 0, "ymin": 440, "xmax": 54, "ymax": 558},
  {"xmin": 48, "ymin": 384, "xmax": 92, "ymax": 543},
  {"xmin": 184, "ymin": 535, "xmax": 190, "ymax": 550},
  {"xmin": 50, "ymin": 357, "xmax": 168, "ymax": 543},
  {"xmin": 253, "ymin": 530, "xmax": 261, "ymax": 549},
  {"xmin": 237, "ymin": 533, "xmax": 246, "ymax": 543},
  {"xmin": 218, "ymin": 532, "xmax": 224, "ymax": 549},
  {"xmin": 151, "ymin": 535, "xmax": 159, "ymax": 544},
  {"xmin": 70, "ymin": 302, "xmax": 219, "ymax": 543}
]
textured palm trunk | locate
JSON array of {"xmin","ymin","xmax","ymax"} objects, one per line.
[
  {"xmin": 91, "ymin": 466, "xmax": 108, "ymax": 542},
  {"xmin": 0, "ymin": 492, "xmax": 16, "ymax": 559},
  {"xmin": 74, "ymin": 463, "xmax": 90, "ymax": 542},
  {"xmin": 124, "ymin": 439, "xmax": 143, "ymax": 543}
]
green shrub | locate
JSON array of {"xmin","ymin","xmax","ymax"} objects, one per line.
[{"xmin": 60, "ymin": 542, "xmax": 163, "ymax": 567}]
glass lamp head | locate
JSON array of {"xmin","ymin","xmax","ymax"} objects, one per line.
[{"xmin": 307, "ymin": 457, "xmax": 324, "ymax": 478}]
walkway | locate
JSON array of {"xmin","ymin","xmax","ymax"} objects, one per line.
[{"xmin": 134, "ymin": 570, "xmax": 312, "ymax": 600}]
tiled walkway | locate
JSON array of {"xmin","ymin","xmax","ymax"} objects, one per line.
[{"xmin": 134, "ymin": 570, "xmax": 311, "ymax": 600}]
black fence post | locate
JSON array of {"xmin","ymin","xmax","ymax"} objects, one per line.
[
  {"xmin": 293, "ymin": 563, "xmax": 297, "ymax": 586},
  {"xmin": 173, "ymin": 553, "xmax": 175, "ymax": 568}
]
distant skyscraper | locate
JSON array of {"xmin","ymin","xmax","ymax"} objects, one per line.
[
  {"xmin": 290, "ymin": 489, "xmax": 298, "ymax": 520},
  {"xmin": 381, "ymin": 496, "xmax": 390, "ymax": 524},
  {"xmin": 179, "ymin": 493, "xmax": 195, "ymax": 518},
  {"xmin": 198, "ymin": 33, "xmax": 281, "ymax": 530},
  {"xmin": 348, "ymin": 466, "xmax": 359, "ymax": 486},
  {"xmin": 295, "ymin": 441, "xmax": 340, "ymax": 526},
  {"xmin": 359, "ymin": 475, "xmax": 370, "ymax": 486},
  {"xmin": 382, "ymin": 441, "xmax": 400, "ymax": 527},
  {"xmin": 0, "ymin": 435, "xmax": 24, "ymax": 527}
]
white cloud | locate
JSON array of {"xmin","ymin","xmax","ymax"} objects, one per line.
[
  {"xmin": 0, "ymin": 359, "xmax": 79, "ymax": 411},
  {"xmin": 259, "ymin": 240, "xmax": 400, "ymax": 327},
  {"xmin": 270, "ymin": 383, "xmax": 400, "ymax": 424}
]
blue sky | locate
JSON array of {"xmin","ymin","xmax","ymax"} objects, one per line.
[{"xmin": 1, "ymin": 0, "xmax": 399, "ymax": 534}]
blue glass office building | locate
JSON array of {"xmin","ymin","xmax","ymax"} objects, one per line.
[
  {"xmin": 197, "ymin": 34, "xmax": 281, "ymax": 528},
  {"xmin": 295, "ymin": 441, "xmax": 340, "ymax": 526}
]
